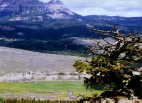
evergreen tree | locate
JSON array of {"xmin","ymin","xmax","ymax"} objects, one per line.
[{"xmin": 74, "ymin": 25, "xmax": 142, "ymax": 98}]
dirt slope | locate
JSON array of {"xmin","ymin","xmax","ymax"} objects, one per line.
[{"xmin": 0, "ymin": 46, "xmax": 83, "ymax": 75}]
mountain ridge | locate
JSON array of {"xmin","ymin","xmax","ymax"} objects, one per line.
[
  {"xmin": 0, "ymin": 0, "xmax": 80, "ymax": 20},
  {"xmin": 0, "ymin": 0, "xmax": 142, "ymax": 54}
]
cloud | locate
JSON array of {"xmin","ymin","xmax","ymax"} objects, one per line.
[{"xmin": 39, "ymin": 0, "xmax": 142, "ymax": 17}]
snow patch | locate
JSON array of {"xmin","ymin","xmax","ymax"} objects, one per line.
[
  {"xmin": 9, "ymin": 16, "xmax": 29, "ymax": 21},
  {"xmin": 48, "ymin": 12, "xmax": 64, "ymax": 19},
  {"xmin": 0, "ymin": 3, "xmax": 9, "ymax": 10}
]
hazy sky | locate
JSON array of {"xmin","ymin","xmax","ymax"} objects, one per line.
[{"xmin": 40, "ymin": 0, "xmax": 142, "ymax": 17}]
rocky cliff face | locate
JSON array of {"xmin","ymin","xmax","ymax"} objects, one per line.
[
  {"xmin": 0, "ymin": 0, "xmax": 43, "ymax": 15},
  {"xmin": 0, "ymin": 0, "xmax": 80, "ymax": 20},
  {"xmin": 46, "ymin": 0, "xmax": 79, "ymax": 19}
]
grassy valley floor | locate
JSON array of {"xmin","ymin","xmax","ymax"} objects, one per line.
[{"xmin": 0, "ymin": 81, "xmax": 103, "ymax": 100}]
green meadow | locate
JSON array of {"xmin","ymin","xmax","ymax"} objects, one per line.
[{"xmin": 0, "ymin": 81, "xmax": 103, "ymax": 99}]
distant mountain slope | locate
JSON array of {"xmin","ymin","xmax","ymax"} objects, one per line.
[
  {"xmin": 0, "ymin": 0, "xmax": 141, "ymax": 33},
  {"xmin": 0, "ymin": 0, "xmax": 81, "ymax": 20},
  {"xmin": 0, "ymin": 46, "xmax": 83, "ymax": 75},
  {"xmin": 84, "ymin": 15, "xmax": 142, "ymax": 34},
  {"xmin": 0, "ymin": 0, "xmax": 142, "ymax": 54}
]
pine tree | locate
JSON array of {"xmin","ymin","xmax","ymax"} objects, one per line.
[{"xmin": 74, "ymin": 25, "xmax": 142, "ymax": 98}]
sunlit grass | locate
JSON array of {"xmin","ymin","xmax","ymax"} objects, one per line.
[{"xmin": 0, "ymin": 81, "xmax": 103, "ymax": 98}]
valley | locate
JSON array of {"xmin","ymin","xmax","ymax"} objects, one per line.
[{"xmin": 0, "ymin": 0, "xmax": 142, "ymax": 102}]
